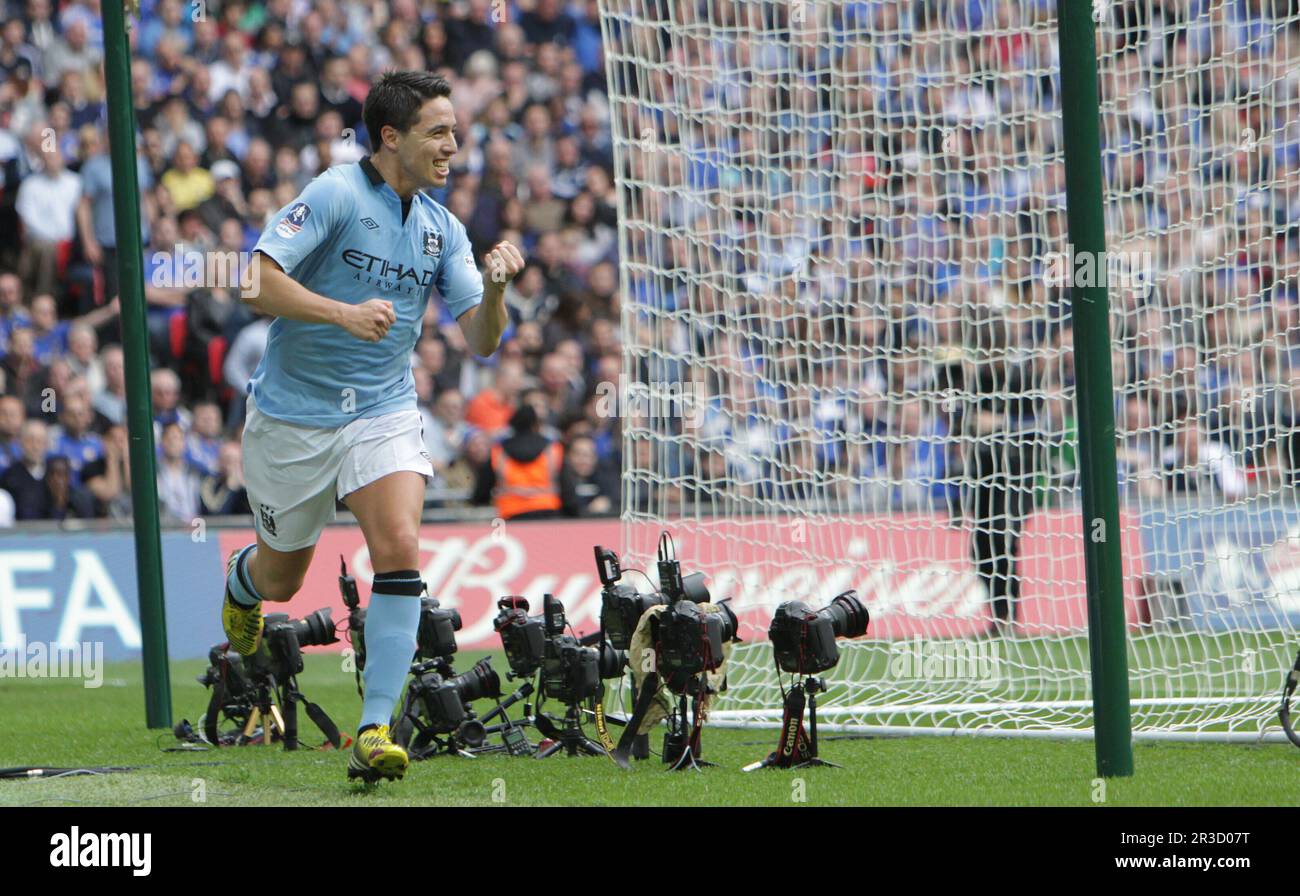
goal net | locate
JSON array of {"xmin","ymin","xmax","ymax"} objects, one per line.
[{"xmin": 597, "ymin": 0, "xmax": 1300, "ymax": 741}]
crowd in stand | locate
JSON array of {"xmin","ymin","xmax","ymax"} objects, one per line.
[
  {"xmin": 2, "ymin": 0, "xmax": 1300, "ymax": 527},
  {"xmin": 0, "ymin": 0, "xmax": 624, "ymax": 525},
  {"xmin": 605, "ymin": 0, "xmax": 1300, "ymax": 515}
]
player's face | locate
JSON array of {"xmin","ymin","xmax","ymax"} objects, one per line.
[{"xmin": 395, "ymin": 95, "xmax": 457, "ymax": 189}]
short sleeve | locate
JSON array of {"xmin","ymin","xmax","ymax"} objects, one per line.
[
  {"xmin": 436, "ymin": 218, "xmax": 484, "ymax": 321},
  {"xmin": 253, "ymin": 175, "xmax": 348, "ymax": 276}
]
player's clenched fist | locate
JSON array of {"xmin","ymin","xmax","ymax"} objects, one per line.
[
  {"xmin": 485, "ymin": 241, "xmax": 526, "ymax": 286},
  {"xmin": 342, "ymin": 298, "xmax": 397, "ymax": 342}
]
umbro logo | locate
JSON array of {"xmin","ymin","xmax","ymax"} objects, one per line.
[{"xmin": 360, "ymin": 217, "xmax": 379, "ymax": 230}]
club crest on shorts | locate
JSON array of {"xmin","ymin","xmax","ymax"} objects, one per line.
[
  {"xmin": 258, "ymin": 504, "xmax": 278, "ymax": 538},
  {"xmin": 422, "ymin": 229, "xmax": 443, "ymax": 259},
  {"xmin": 275, "ymin": 202, "xmax": 311, "ymax": 239}
]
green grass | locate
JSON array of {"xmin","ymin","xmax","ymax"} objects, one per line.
[{"xmin": 2, "ymin": 654, "xmax": 1298, "ymax": 807}]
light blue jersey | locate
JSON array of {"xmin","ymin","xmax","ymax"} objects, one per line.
[{"xmin": 249, "ymin": 159, "xmax": 483, "ymax": 427}]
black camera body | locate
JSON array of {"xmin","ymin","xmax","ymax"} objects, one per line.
[
  {"xmin": 416, "ymin": 597, "xmax": 462, "ymax": 660},
  {"xmin": 495, "ymin": 593, "xmax": 610, "ymax": 704},
  {"xmin": 650, "ymin": 542, "xmax": 739, "ymax": 693},
  {"xmin": 200, "ymin": 644, "xmax": 250, "ymax": 696},
  {"xmin": 769, "ymin": 591, "xmax": 870, "ymax": 675},
  {"xmin": 494, "ymin": 595, "xmax": 547, "ymax": 678},
  {"xmin": 600, "ymin": 582, "xmax": 662, "ymax": 651},
  {"xmin": 656, "ymin": 598, "xmax": 738, "ymax": 688},
  {"xmin": 407, "ymin": 656, "xmax": 501, "ymax": 744},
  {"xmin": 539, "ymin": 594, "xmax": 601, "ymax": 704},
  {"xmin": 596, "ymin": 546, "xmax": 665, "ymax": 650},
  {"xmin": 338, "ymin": 563, "xmax": 455, "ymax": 667},
  {"xmin": 262, "ymin": 608, "xmax": 338, "ymax": 678}
]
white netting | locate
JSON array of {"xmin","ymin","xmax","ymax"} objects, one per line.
[{"xmin": 599, "ymin": 0, "xmax": 1300, "ymax": 740}]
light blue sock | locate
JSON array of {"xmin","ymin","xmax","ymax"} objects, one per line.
[
  {"xmin": 359, "ymin": 576, "xmax": 423, "ymax": 731},
  {"xmin": 226, "ymin": 544, "xmax": 261, "ymax": 607}
]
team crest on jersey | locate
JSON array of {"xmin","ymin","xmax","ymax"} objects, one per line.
[
  {"xmin": 258, "ymin": 504, "xmax": 278, "ymax": 537},
  {"xmin": 275, "ymin": 202, "xmax": 312, "ymax": 239},
  {"xmin": 422, "ymin": 229, "xmax": 443, "ymax": 259}
]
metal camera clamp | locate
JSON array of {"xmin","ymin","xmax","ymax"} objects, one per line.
[{"xmin": 742, "ymin": 676, "xmax": 839, "ymax": 772}]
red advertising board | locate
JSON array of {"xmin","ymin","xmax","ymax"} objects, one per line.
[{"xmin": 217, "ymin": 510, "xmax": 1144, "ymax": 650}]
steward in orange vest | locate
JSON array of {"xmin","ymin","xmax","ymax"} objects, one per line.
[{"xmin": 473, "ymin": 404, "xmax": 563, "ymax": 520}]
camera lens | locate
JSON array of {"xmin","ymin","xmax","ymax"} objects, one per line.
[
  {"xmin": 450, "ymin": 658, "xmax": 501, "ymax": 703},
  {"xmin": 826, "ymin": 591, "xmax": 869, "ymax": 639},
  {"xmin": 290, "ymin": 608, "xmax": 338, "ymax": 648},
  {"xmin": 681, "ymin": 572, "xmax": 710, "ymax": 603},
  {"xmin": 597, "ymin": 642, "xmax": 627, "ymax": 679},
  {"xmin": 715, "ymin": 600, "xmax": 739, "ymax": 642}
]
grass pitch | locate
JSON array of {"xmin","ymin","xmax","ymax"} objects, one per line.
[{"xmin": 1, "ymin": 653, "xmax": 1298, "ymax": 807}]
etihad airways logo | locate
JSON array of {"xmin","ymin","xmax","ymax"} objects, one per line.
[{"xmin": 341, "ymin": 249, "xmax": 435, "ymax": 292}]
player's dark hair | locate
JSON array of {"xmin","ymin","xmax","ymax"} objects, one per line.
[{"xmin": 363, "ymin": 71, "xmax": 452, "ymax": 150}]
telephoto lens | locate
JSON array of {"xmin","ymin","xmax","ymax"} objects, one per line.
[
  {"xmin": 288, "ymin": 608, "xmax": 339, "ymax": 648},
  {"xmin": 769, "ymin": 590, "xmax": 870, "ymax": 675},
  {"xmin": 450, "ymin": 657, "xmax": 502, "ymax": 704}
]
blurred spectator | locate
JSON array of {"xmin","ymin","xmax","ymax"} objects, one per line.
[
  {"xmin": 889, "ymin": 397, "xmax": 954, "ymax": 512},
  {"xmin": 442, "ymin": 428, "xmax": 491, "ymax": 501},
  {"xmin": 156, "ymin": 420, "xmax": 200, "ymax": 522},
  {"xmin": 92, "ymin": 344, "xmax": 127, "ymax": 427},
  {"xmin": 1162, "ymin": 417, "xmax": 1248, "ymax": 501},
  {"xmin": 151, "ymin": 367, "xmax": 191, "ymax": 437},
  {"xmin": 424, "ymin": 388, "xmax": 468, "ymax": 482},
  {"xmin": 0, "ymin": 273, "xmax": 32, "ymax": 353},
  {"xmin": 160, "ymin": 141, "xmax": 214, "ymax": 212},
  {"xmin": 2, "ymin": 327, "xmax": 50, "ymax": 416},
  {"xmin": 0, "ymin": 418, "xmax": 49, "ymax": 519},
  {"xmin": 41, "ymin": 18, "xmax": 98, "ymax": 84},
  {"xmin": 559, "ymin": 433, "xmax": 618, "ymax": 516},
  {"xmin": 82, "ymin": 423, "xmax": 131, "ymax": 519},
  {"xmin": 0, "ymin": 394, "xmax": 24, "ymax": 470},
  {"xmin": 44, "ymin": 454, "xmax": 95, "ymax": 520},
  {"xmin": 15, "ymin": 147, "xmax": 80, "ymax": 298},
  {"xmin": 64, "ymin": 324, "xmax": 103, "ymax": 395},
  {"xmin": 200, "ymin": 440, "xmax": 250, "ymax": 516},
  {"xmin": 473, "ymin": 403, "xmax": 564, "ymax": 520},
  {"xmin": 49, "ymin": 391, "xmax": 101, "ymax": 484},
  {"xmin": 185, "ymin": 401, "xmax": 223, "ymax": 477},
  {"xmin": 465, "ymin": 358, "xmax": 525, "ymax": 436},
  {"xmin": 77, "ymin": 125, "xmax": 154, "ymax": 310},
  {"xmin": 222, "ymin": 313, "xmax": 270, "ymax": 422}
]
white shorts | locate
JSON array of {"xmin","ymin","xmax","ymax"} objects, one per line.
[{"xmin": 241, "ymin": 394, "xmax": 432, "ymax": 552}]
